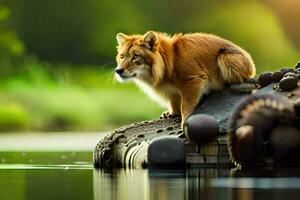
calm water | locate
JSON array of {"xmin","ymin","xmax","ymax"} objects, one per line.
[{"xmin": 1, "ymin": 152, "xmax": 300, "ymax": 200}]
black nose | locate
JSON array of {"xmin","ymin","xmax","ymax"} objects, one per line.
[{"xmin": 115, "ymin": 68, "xmax": 124, "ymax": 75}]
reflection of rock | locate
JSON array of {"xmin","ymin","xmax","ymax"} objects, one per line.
[{"xmin": 93, "ymin": 169, "xmax": 187, "ymax": 200}]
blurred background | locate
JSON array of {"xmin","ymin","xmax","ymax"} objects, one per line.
[{"xmin": 0, "ymin": 0, "xmax": 299, "ymax": 132}]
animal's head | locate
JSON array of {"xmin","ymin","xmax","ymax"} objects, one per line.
[{"xmin": 115, "ymin": 31, "xmax": 165, "ymax": 85}]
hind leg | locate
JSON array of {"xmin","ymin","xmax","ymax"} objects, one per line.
[{"xmin": 218, "ymin": 47, "xmax": 256, "ymax": 84}]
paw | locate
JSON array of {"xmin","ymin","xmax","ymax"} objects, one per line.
[{"xmin": 160, "ymin": 111, "xmax": 180, "ymax": 119}]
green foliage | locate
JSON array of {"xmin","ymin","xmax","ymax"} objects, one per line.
[
  {"xmin": 0, "ymin": 59, "xmax": 163, "ymax": 131},
  {"xmin": 0, "ymin": 5, "xmax": 24, "ymax": 56},
  {"xmin": 0, "ymin": 4, "xmax": 25, "ymax": 76},
  {"xmin": 0, "ymin": 103, "xmax": 28, "ymax": 131}
]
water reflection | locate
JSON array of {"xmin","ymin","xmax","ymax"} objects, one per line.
[
  {"xmin": 93, "ymin": 168, "xmax": 300, "ymax": 200},
  {"xmin": 1, "ymin": 165, "xmax": 300, "ymax": 200},
  {"xmin": 94, "ymin": 169, "xmax": 187, "ymax": 200}
]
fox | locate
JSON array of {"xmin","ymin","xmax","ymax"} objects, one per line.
[{"xmin": 114, "ymin": 31, "xmax": 256, "ymax": 126}]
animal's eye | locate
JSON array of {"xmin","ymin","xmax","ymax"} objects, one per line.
[
  {"xmin": 120, "ymin": 54, "xmax": 124, "ymax": 59},
  {"xmin": 132, "ymin": 54, "xmax": 140, "ymax": 60}
]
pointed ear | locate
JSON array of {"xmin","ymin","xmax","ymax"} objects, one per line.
[
  {"xmin": 143, "ymin": 31, "xmax": 158, "ymax": 50},
  {"xmin": 116, "ymin": 33, "xmax": 128, "ymax": 45}
]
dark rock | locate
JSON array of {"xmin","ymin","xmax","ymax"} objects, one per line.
[
  {"xmin": 94, "ymin": 78, "xmax": 299, "ymax": 168},
  {"xmin": 271, "ymin": 71, "xmax": 283, "ymax": 82},
  {"xmin": 148, "ymin": 137, "xmax": 186, "ymax": 168},
  {"xmin": 270, "ymin": 126, "xmax": 300, "ymax": 162},
  {"xmin": 193, "ymin": 89, "xmax": 251, "ymax": 133},
  {"xmin": 258, "ymin": 72, "xmax": 273, "ymax": 87},
  {"xmin": 279, "ymin": 77, "xmax": 298, "ymax": 91},
  {"xmin": 184, "ymin": 114, "xmax": 219, "ymax": 144}
]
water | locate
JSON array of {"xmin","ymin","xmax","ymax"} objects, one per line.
[
  {"xmin": 1, "ymin": 133, "xmax": 300, "ymax": 200},
  {"xmin": 1, "ymin": 153, "xmax": 300, "ymax": 200}
]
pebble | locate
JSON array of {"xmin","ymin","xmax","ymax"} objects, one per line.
[
  {"xmin": 279, "ymin": 77, "xmax": 298, "ymax": 91},
  {"xmin": 184, "ymin": 114, "xmax": 219, "ymax": 144},
  {"xmin": 271, "ymin": 71, "xmax": 284, "ymax": 82},
  {"xmin": 258, "ymin": 72, "xmax": 273, "ymax": 87}
]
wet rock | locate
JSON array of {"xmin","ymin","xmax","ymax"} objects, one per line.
[
  {"xmin": 279, "ymin": 77, "xmax": 298, "ymax": 91},
  {"xmin": 258, "ymin": 72, "xmax": 273, "ymax": 87},
  {"xmin": 184, "ymin": 114, "xmax": 219, "ymax": 144},
  {"xmin": 271, "ymin": 71, "xmax": 283, "ymax": 82},
  {"xmin": 270, "ymin": 126, "xmax": 300, "ymax": 162}
]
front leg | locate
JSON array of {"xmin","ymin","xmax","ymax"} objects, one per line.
[
  {"xmin": 160, "ymin": 94, "xmax": 181, "ymax": 119},
  {"xmin": 180, "ymin": 79, "xmax": 209, "ymax": 124},
  {"xmin": 160, "ymin": 111, "xmax": 180, "ymax": 119}
]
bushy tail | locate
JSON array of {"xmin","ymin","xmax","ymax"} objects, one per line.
[{"xmin": 217, "ymin": 47, "xmax": 256, "ymax": 83}]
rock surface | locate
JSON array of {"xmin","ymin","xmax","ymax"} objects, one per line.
[{"xmin": 94, "ymin": 77, "xmax": 300, "ymax": 169}]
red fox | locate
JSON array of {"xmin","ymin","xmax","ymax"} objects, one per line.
[{"xmin": 115, "ymin": 31, "xmax": 256, "ymax": 124}]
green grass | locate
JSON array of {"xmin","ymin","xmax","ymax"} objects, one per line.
[{"xmin": 0, "ymin": 59, "xmax": 163, "ymax": 131}]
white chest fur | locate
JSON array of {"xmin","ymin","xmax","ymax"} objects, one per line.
[{"xmin": 134, "ymin": 79, "xmax": 179, "ymax": 108}]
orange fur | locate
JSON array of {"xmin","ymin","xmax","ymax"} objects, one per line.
[{"xmin": 115, "ymin": 31, "xmax": 256, "ymax": 123}]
